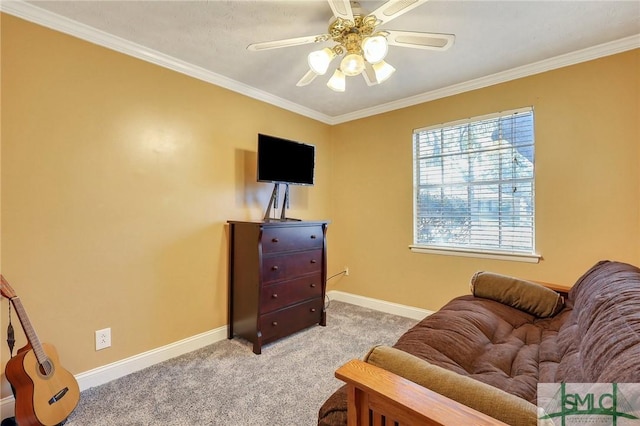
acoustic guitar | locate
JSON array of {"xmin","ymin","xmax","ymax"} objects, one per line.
[{"xmin": 1, "ymin": 275, "xmax": 80, "ymax": 426}]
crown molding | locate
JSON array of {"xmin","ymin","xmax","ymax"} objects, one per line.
[
  {"xmin": 330, "ymin": 34, "xmax": 640, "ymax": 124},
  {"xmin": 0, "ymin": 0, "xmax": 334, "ymax": 124},
  {"xmin": 2, "ymin": 1, "xmax": 638, "ymax": 126}
]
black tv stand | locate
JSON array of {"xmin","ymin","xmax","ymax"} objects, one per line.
[{"xmin": 263, "ymin": 183, "xmax": 299, "ymax": 222}]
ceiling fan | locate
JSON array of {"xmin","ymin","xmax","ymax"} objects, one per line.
[{"xmin": 247, "ymin": 0, "xmax": 455, "ymax": 92}]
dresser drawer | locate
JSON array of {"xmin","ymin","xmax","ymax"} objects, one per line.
[
  {"xmin": 261, "ymin": 226, "xmax": 323, "ymax": 254},
  {"xmin": 260, "ymin": 298, "xmax": 323, "ymax": 343},
  {"xmin": 262, "ymin": 249, "xmax": 323, "ymax": 284},
  {"xmin": 261, "ymin": 274, "xmax": 323, "ymax": 313}
]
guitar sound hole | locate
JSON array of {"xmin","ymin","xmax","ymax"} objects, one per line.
[{"xmin": 38, "ymin": 359, "xmax": 55, "ymax": 377}]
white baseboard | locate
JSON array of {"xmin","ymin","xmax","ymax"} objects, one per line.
[
  {"xmin": 327, "ymin": 290, "xmax": 433, "ymax": 320},
  {"xmin": 74, "ymin": 326, "xmax": 228, "ymax": 391},
  {"xmin": 1, "ymin": 325, "xmax": 228, "ymax": 420},
  {"xmin": 1, "ymin": 292, "xmax": 428, "ymax": 419}
]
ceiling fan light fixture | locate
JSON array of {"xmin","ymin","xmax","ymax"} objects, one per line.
[
  {"xmin": 362, "ymin": 35, "xmax": 388, "ymax": 63},
  {"xmin": 327, "ymin": 69, "xmax": 346, "ymax": 92},
  {"xmin": 248, "ymin": 0, "xmax": 456, "ymax": 92},
  {"xmin": 372, "ymin": 60, "xmax": 396, "ymax": 83},
  {"xmin": 340, "ymin": 53, "xmax": 365, "ymax": 76},
  {"xmin": 308, "ymin": 48, "xmax": 336, "ymax": 75}
]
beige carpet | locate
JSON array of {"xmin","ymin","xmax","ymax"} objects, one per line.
[{"xmin": 64, "ymin": 300, "xmax": 419, "ymax": 425}]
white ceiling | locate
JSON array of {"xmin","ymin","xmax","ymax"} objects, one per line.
[{"xmin": 4, "ymin": 0, "xmax": 640, "ymax": 124}]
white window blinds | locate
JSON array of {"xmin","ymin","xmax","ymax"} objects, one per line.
[{"xmin": 413, "ymin": 107, "xmax": 535, "ymax": 255}]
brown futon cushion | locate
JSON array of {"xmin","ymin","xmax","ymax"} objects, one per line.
[
  {"xmin": 555, "ymin": 260, "xmax": 640, "ymax": 383},
  {"xmin": 393, "ymin": 293, "xmax": 569, "ymax": 405}
]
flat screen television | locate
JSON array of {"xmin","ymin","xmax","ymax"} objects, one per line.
[{"xmin": 257, "ymin": 134, "xmax": 315, "ymax": 186}]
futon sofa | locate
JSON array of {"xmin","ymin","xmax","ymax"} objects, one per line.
[{"xmin": 318, "ymin": 260, "xmax": 640, "ymax": 425}]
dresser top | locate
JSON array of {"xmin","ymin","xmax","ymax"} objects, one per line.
[{"xmin": 227, "ymin": 220, "xmax": 330, "ymax": 227}]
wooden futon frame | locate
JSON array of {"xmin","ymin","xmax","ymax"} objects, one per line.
[{"xmin": 335, "ymin": 359, "xmax": 508, "ymax": 426}]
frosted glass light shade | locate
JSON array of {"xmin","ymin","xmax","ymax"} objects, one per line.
[
  {"xmin": 307, "ymin": 48, "xmax": 335, "ymax": 75},
  {"xmin": 340, "ymin": 53, "xmax": 365, "ymax": 76},
  {"xmin": 327, "ymin": 69, "xmax": 346, "ymax": 92},
  {"xmin": 372, "ymin": 60, "xmax": 396, "ymax": 83},
  {"xmin": 362, "ymin": 35, "xmax": 388, "ymax": 64}
]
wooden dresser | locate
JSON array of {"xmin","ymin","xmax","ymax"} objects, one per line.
[{"xmin": 227, "ymin": 220, "xmax": 328, "ymax": 354}]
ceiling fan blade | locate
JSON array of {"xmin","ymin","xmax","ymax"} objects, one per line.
[
  {"xmin": 327, "ymin": 0, "xmax": 354, "ymax": 22},
  {"xmin": 247, "ymin": 34, "xmax": 329, "ymax": 51},
  {"xmin": 386, "ymin": 30, "xmax": 455, "ymax": 51},
  {"xmin": 370, "ymin": 0, "xmax": 429, "ymax": 25},
  {"xmin": 296, "ymin": 69, "xmax": 318, "ymax": 87}
]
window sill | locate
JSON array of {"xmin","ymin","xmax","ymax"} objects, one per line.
[{"xmin": 409, "ymin": 245, "xmax": 541, "ymax": 264}]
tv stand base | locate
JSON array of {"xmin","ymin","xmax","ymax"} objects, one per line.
[{"xmin": 263, "ymin": 183, "xmax": 297, "ymax": 222}]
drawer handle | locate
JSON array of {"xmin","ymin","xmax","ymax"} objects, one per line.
[
  {"xmin": 310, "ymin": 259, "xmax": 317, "ymax": 264},
  {"xmin": 272, "ymin": 321, "xmax": 278, "ymax": 326},
  {"xmin": 272, "ymin": 238, "xmax": 279, "ymax": 243},
  {"xmin": 271, "ymin": 293, "xmax": 278, "ymax": 299},
  {"xmin": 310, "ymin": 283, "xmax": 316, "ymax": 288},
  {"xmin": 310, "ymin": 308, "xmax": 317, "ymax": 313},
  {"xmin": 271, "ymin": 265, "xmax": 279, "ymax": 271},
  {"xmin": 310, "ymin": 235, "xmax": 317, "ymax": 239}
]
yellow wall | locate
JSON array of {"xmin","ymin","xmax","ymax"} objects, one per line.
[
  {"xmin": 328, "ymin": 49, "xmax": 640, "ymax": 309},
  {"xmin": 1, "ymin": 12, "xmax": 639, "ymax": 402},
  {"xmin": 0, "ymin": 14, "xmax": 331, "ymax": 397}
]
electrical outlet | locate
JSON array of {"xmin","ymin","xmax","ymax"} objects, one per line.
[
  {"xmin": 344, "ymin": 266, "xmax": 349, "ymax": 276},
  {"xmin": 95, "ymin": 327, "xmax": 111, "ymax": 351}
]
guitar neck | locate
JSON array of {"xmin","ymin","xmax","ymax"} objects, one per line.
[{"xmin": 10, "ymin": 297, "xmax": 48, "ymax": 365}]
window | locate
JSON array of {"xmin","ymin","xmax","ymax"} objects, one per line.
[{"xmin": 411, "ymin": 107, "xmax": 539, "ymax": 262}]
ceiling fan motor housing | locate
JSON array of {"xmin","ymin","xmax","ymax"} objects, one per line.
[{"xmin": 329, "ymin": 14, "xmax": 380, "ymax": 56}]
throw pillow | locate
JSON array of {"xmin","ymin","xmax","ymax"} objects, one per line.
[{"xmin": 470, "ymin": 271, "xmax": 564, "ymax": 317}]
